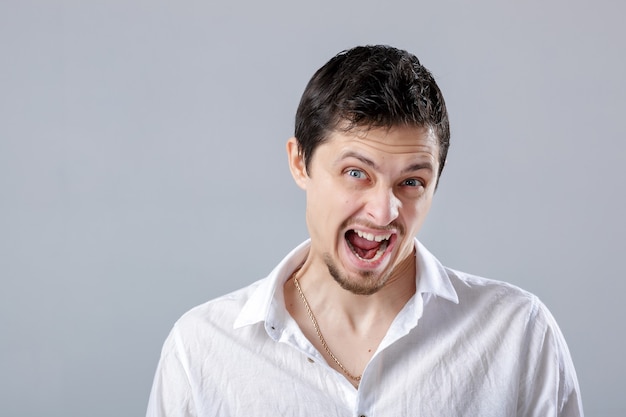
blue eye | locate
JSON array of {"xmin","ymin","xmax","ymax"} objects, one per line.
[
  {"xmin": 403, "ymin": 178, "xmax": 423, "ymax": 187},
  {"xmin": 347, "ymin": 169, "xmax": 366, "ymax": 179}
]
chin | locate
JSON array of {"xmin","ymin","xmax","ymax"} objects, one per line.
[{"xmin": 324, "ymin": 253, "xmax": 389, "ymax": 296}]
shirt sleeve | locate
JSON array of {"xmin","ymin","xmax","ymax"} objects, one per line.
[
  {"xmin": 518, "ymin": 299, "xmax": 584, "ymax": 417},
  {"xmin": 146, "ymin": 326, "xmax": 197, "ymax": 417}
]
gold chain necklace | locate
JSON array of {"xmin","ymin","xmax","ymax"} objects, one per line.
[{"xmin": 293, "ymin": 276, "xmax": 362, "ymax": 383}]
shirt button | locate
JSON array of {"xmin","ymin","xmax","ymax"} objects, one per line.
[{"xmin": 307, "ymin": 357, "xmax": 315, "ymax": 363}]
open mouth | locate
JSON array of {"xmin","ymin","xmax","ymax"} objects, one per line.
[{"xmin": 345, "ymin": 229, "xmax": 393, "ymax": 262}]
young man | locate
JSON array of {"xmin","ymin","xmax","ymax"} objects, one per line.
[{"xmin": 146, "ymin": 45, "xmax": 584, "ymax": 416}]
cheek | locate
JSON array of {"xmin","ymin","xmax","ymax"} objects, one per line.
[{"xmin": 401, "ymin": 201, "xmax": 428, "ymax": 226}]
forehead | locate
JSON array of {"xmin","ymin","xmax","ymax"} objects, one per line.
[{"xmin": 322, "ymin": 125, "xmax": 439, "ymax": 161}]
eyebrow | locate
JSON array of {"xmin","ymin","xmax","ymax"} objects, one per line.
[
  {"xmin": 401, "ymin": 162, "xmax": 434, "ymax": 174},
  {"xmin": 337, "ymin": 151, "xmax": 434, "ymax": 174},
  {"xmin": 339, "ymin": 151, "xmax": 379, "ymax": 170}
]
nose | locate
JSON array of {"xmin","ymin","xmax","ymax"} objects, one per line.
[{"xmin": 365, "ymin": 186, "xmax": 401, "ymax": 226}]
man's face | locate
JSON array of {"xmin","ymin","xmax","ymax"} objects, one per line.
[{"xmin": 288, "ymin": 125, "xmax": 439, "ymax": 295}]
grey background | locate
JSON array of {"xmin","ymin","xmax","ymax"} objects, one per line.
[{"xmin": 1, "ymin": 0, "xmax": 623, "ymax": 416}]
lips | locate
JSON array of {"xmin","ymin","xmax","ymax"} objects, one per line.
[{"xmin": 345, "ymin": 229, "xmax": 393, "ymax": 262}]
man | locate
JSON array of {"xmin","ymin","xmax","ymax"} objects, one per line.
[{"xmin": 146, "ymin": 45, "xmax": 583, "ymax": 416}]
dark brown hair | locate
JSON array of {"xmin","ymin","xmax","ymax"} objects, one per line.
[{"xmin": 295, "ymin": 45, "xmax": 450, "ymax": 178}]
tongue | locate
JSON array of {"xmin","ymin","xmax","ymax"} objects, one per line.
[{"xmin": 346, "ymin": 231, "xmax": 382, "ymax": 259}]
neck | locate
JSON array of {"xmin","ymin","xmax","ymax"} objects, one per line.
[
  {"xmin": 285, "ymin": 253, "xmax": 416, "ymax": 387},
  {"xmin": 289, "ymin": 250, "xmax": 416, "ymax": 334}
]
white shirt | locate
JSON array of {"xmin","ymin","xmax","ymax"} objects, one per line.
[{"xmin": 146, "ymin": 239, "xmax": 583, "ymax": 417}]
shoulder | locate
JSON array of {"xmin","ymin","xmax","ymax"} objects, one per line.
[
  {"xmin": 447, "ymin": 267, "xmax": 538, "ymax": 304},
  {"xmin": 170, "ymin": 278, "xmax": 266, "ymax": 342},
  {"xmin": 428, "ymin": 268, "xmax": 583, "ymax": 415},
  {"xmin": 441, "ymin": 267, "xmax": 556, "ymax": 332},
  {"xmin": 427, "ymin": 266, "xmax": 572, "ymax": 363}
]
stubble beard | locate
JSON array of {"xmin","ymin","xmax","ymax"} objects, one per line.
[{"xmin": 323, "ymin": 253, "xmax": 390, "ymax": 296}]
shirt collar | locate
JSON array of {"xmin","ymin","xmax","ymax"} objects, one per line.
[
  {"xmin": 233, "ymin": 240, "xmax": 310, "ymax": 330},
  {"xmin": 233, "ymin": 238, "xmax": 458, "ymax": 331},
  {"xmin": 414, "ymin": 239, "xmax": 459, "ymax": 304}
]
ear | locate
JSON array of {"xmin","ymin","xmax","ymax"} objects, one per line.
[{"xmin": 286, "ymin": 137, "xmax": 308, "ymax": 190}]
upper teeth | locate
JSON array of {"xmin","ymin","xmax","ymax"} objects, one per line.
[{"xmin": 355, "ymin": 229, "xmax": 391, "ymax": 242}]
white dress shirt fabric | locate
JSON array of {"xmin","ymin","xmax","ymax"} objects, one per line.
[{"xmin": 146, "ymin": 239, "xmax": 583, "ymax": 417}]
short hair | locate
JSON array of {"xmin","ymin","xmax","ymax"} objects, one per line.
[{"xmin": 294, "ymin": 45, "xmax": 450, "ymax": 178}]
